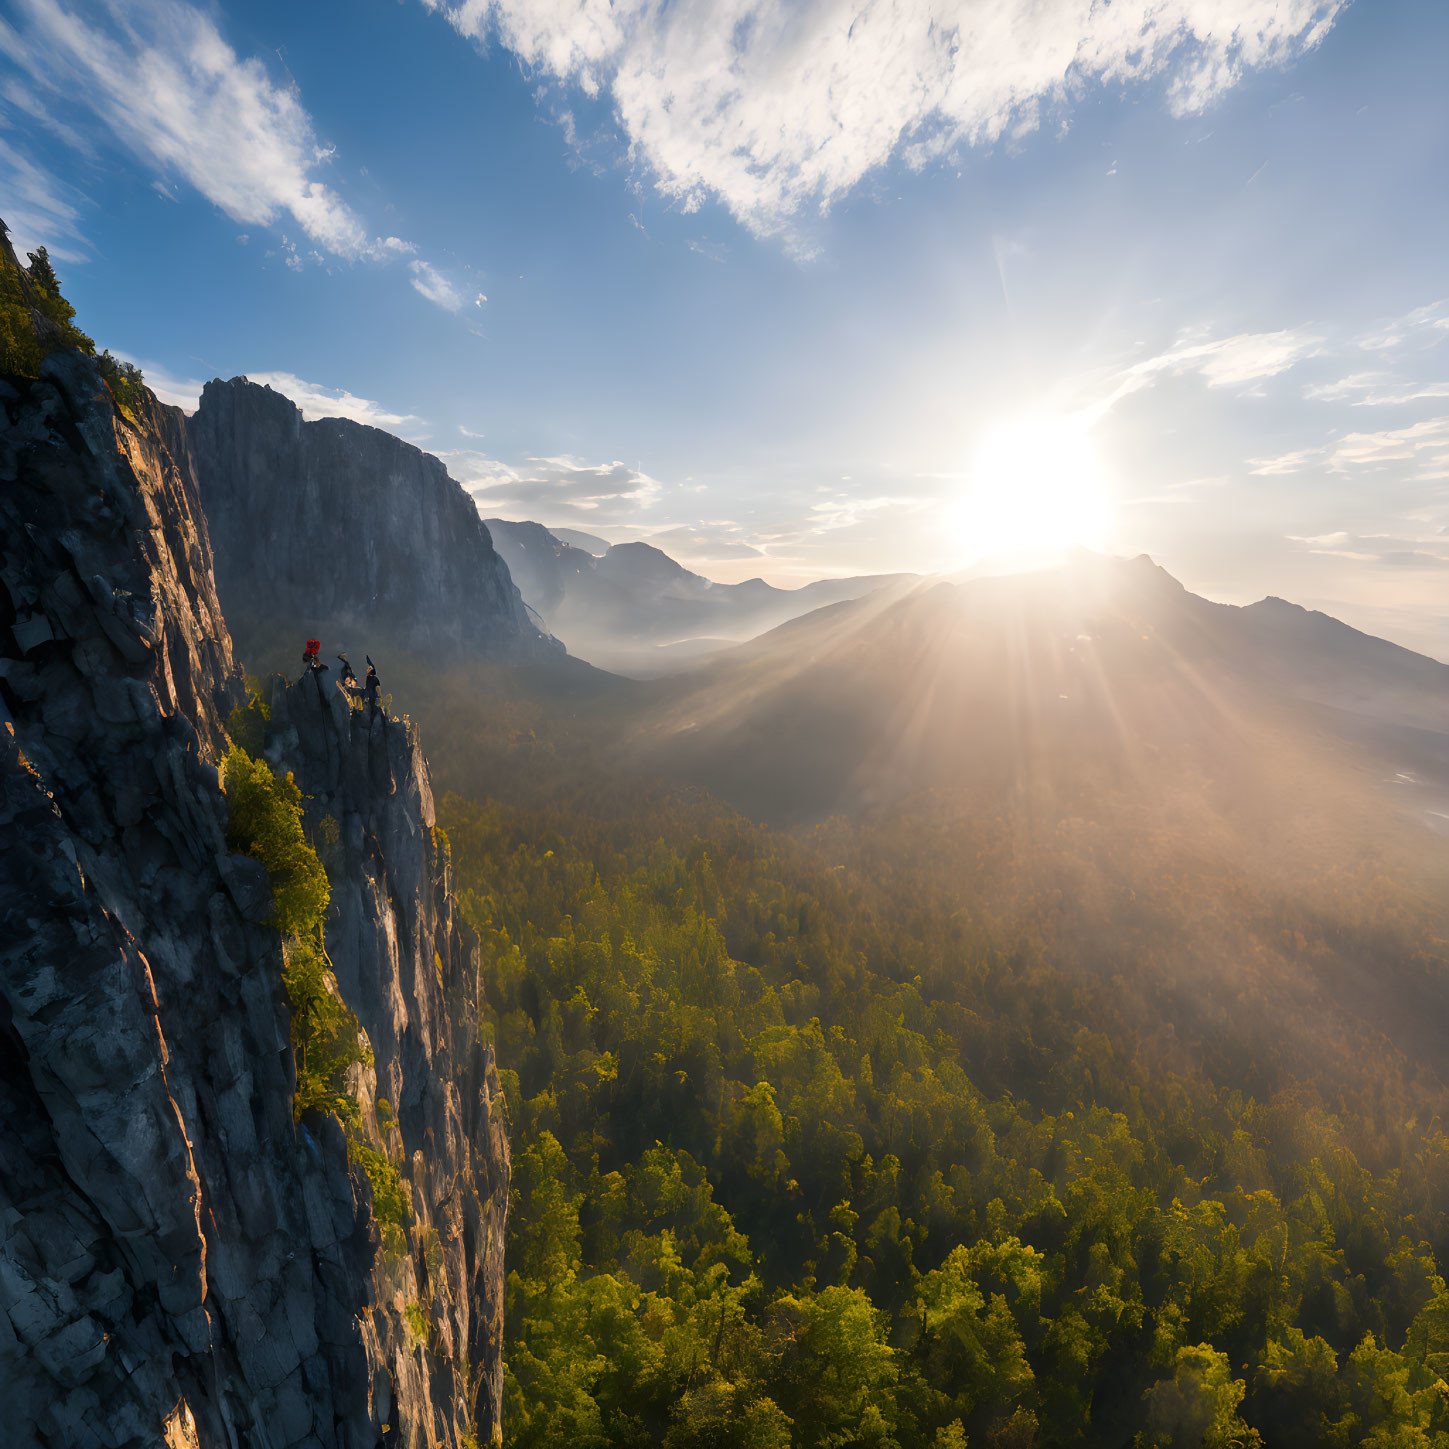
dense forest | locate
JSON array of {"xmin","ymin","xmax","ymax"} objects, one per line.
[
  {"xmin": 434, "ymin": 775, "xmax": 1449, "ymax": 1449},
  {"xmin": 16, "ymin": 235, "xmax": 1449, "ymax": 1443}
]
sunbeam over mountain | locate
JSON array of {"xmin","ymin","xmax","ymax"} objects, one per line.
[{"xmin": 3, "ymin": 2, "xmax": 1448, "ymax": 1446}]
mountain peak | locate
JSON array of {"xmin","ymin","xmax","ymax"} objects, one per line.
[
  {"xmin": 601, "ymin": 539, "xmax": 692, "ymax": 580},
  {"xmin": 188, "ymin": 377, "xmax": 558, "ymax": 664}
]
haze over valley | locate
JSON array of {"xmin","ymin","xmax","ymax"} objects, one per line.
[{"xmin": 3, "ymin": 3, "xmax": 1448, "ymax": 1448}]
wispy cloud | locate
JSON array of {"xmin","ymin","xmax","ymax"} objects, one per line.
[
  {"xmin": 637, "ymin": 522, "xmax": 764, "ymax": 561},
  {"xmin": 0, "ymin": 0, "xmax": 416, "ymax": 265},
  {"xmin": 809, "ymin": 493, "xmax": 909, "ymax": 532},
  {"xmin": 423, "ymin": 0, "xmax": 1345, "ymax": 245},
  {"xmin": 1304, "ymin": 373, "xmax": 1449, "ymax": 407},
  {"xmin": 1286, "ymin": 529, "xmax": 1449, "ymax": 570},
  {"xmin": 1093, "ymin": 326, "xmax": 1324, "ymax": 417},
  {"xmin": 243, "ymin": 371, "xmax": 426, "ymax": 434},
  {"xmin": 1252, "ymin": 416, "xmax": 1449, "ymax": 477},
  {"xmin": 0, "ymin": 139, "xmax": 88, "ymax": 261},
  {"xmin": 408, "ymin": 259, "xmax": 466, "ymax": 312},
  {"xmin": 114, "ymin": 352, "xmax": 205, "ymax": 411},
  {"xmin": 451, "ymin": 450, "xmax": 664, "ymax": 524},
  {"xmin": 1, "ymin": 73, "xmax": 94, "ymax": 155},
  {"xmin": 1356, "ymin": 299, "xmax": 1449, "ymax": 353}
]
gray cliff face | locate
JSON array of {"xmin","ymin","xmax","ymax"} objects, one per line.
[
  {"xmin": 261, "ymin": 672, "xmax": 509, "ymax": 1447},
  {"xmin": 0, "ymin": 354, "xmax": 508, "ymax": 1446},
  {"xmin": 187, "ymin": 376, "xmax": 555, "ymax": 664},
  {"xmin": 482, "ymin": 518, "xmax": 594, "ymax": 617}
]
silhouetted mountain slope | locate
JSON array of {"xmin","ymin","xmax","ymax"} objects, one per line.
[
  {"xmin": 188, "ymin": 378, "xmax": 558, "ymax": 666},
  {"xmin": 483, "ymin": 517, "xmax": 597, "ymax": 616},
  {"xmin": 550, "ymin": 526, "xmax": 611, "ymax": 556},
  {"xmin": 485, "ymin": 516, "xmax": 915, "ymax": 674},
  {"xmin": 634, "ymin": 551, "xmax": 1449, "ymax": 833}
]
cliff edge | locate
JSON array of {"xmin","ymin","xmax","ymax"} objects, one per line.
[{"xmin": 1, "ymin": 348, "xmax": 508, "ymax": 1445}]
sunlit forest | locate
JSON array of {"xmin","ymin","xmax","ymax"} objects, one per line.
[
  {"xmin": 7, "ymin": 4, "xmax": 1448, "ymax": 1444},
  {"xmin": 432, "ymin": 762, "xmax": 1449, "ymax": 1449}
]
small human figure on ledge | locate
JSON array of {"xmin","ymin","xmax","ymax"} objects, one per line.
[
  {"xmin": 364, "ymin": 656, "xmax": 381, "ymax": 706},
  {"xmin": 300, "ymin": 638, "xmax": 329, "ymax": 682}
]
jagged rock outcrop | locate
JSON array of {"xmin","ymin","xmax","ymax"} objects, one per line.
[
  {"xmin": 261, "ymin": 670, "xmax": 509, "ymax": 1447},
  {"xmin": 187, "ymin": 376, "xmax": 556, "ymax": 665},
  {"xmin": 1, "ymin": 351, "xmax": 508, "ymax": 1446}
]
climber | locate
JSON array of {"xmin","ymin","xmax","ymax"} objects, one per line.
[{"xmin": 299, "ymin": 638, "xmax": 329, "ymax": 684}]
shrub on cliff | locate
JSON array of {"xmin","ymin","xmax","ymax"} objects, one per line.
[
  {"xmin": 222, "ymin": 742, "xmax": 410, "ymax": 1224},
  {"xmin": 222, "ymin": 744, "xmax": 329, "ymax": 937},
  {"xmin": 225, "ymin": 677, "xmax": 271, "ymax": 758},
  {"xmin": 0, "ymin": 228, "xmax": 143, "ymax": 413}
]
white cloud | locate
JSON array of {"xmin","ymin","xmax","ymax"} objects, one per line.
[
  {"xmin": 1252, "ymin": 416, "xmax": 1449, "ymax": 477},
  {"xmin": 1330, "ymin": 417, "xmax": 1449, "ymax": 472},
  {"xmin": 451, "ymin": 449, "xmax": 664, "ymax": 523},
  {"xmin": 808, "ymin": 493, "xmax": 907, "ymax": 532},
  {"xmin": 424, "ymin": 0, "xmax": 1345, "ymax": 242},
  {"xmin": 1286, "ymin": 529, "xmax": 1449, "ymax": 570},
  {"xmin": 1092, "ymin": 326, "xmax": 1324, "ymax": 417},
  {"xmin": 1303, "ymin": 373, "xmax": 1449, "ymax": 407},
  {"xmin": 0, "ymin": 139, "xmax": 88, "ymax": 261},
  {"xmin": 0, "ymin": 73, "xmax": 94, "ymax": 155},
  {"xmin": 103, "ymin": 358, "xmax": 425, "ymax": 430},
  {"xmin": 114, "ymin": 353, "xmax": 205, "ymax": 411},
  {"xmin": 409, "ymin": 259, "xmax": 466, "ymax": 311},
  {"xmin": 1, "ymin": 0, "xmax": 413, "ymax": 261},
  {"xmin": 243, "ymin": 371, "xmax": 426, "ymax": 433},
  {"xmin": 1356, "ymin": 300, "xmax": 1449, "ymax": 353},
  {"xmin": 1181, "ymin": 330, "xmax": 1326, "ymax": 389}
]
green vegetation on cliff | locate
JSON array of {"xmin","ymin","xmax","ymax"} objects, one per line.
[
  {"xmin": 438, "ymin": 789, "xmax": 1449, "ymax": 1449},
  {"xmin": 222, "ymin": 742, "xmax": 410, "ymax": 1226},
  {"xmin": 0, "ymin": 228, "xmax": 143, "ymax": 410}
]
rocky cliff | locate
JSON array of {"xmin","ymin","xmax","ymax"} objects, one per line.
[
  {"xmin": 260, "ymin": 670, "xmax": 509, "ymax": 1448},
  {"xmin": 1, "ymin": 350, "xmax": 508, "ymax": 1446},
  {"xmin": 187, "ymin": 377, "xmax": 555, "ymax": 667}
]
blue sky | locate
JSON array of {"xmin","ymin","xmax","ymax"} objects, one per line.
[{"xmin": 2, "ymin": 0, "xmax": 1447, "ymax": 656}]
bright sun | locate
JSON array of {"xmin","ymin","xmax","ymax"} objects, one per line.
[{"xmin": 957, "ymin": 413, "xmax": 1112, "ymax": 564}]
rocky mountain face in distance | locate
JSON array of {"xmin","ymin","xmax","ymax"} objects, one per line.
[
  {"xmin": 548, "ymin": 526, "xmax": 610, "ymax": 556},
  {"xmin": 636, "ymin": 549, "xmax": 1449, "ymax": 832},
  {"xmin": 1, "ymin": 351, "xmax": 507, "ymax": 1445},
  {"xmin": 485, "ymin": 516, "xmax": 916, "ymax": 676},
  {"xmin": 188, "ymin": 377, "xmax": 558, "ymax": 670}
]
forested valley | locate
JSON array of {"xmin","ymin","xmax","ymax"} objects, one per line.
[{"xmin": 430, "ymin": 755, "xmax": 1449, "ymax": 1449}]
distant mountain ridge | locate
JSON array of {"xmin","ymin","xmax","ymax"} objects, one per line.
[
  {"xmin": 634, "ymin": 550, "xmax": 1449, "ymax": 830},
  {"xmin": 187, "ymin": 377, "xmax": 559, "ymax": 668},
  {"xmin": 485, "ymin": 516, "xmax": 916, "ymax": 675}
]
